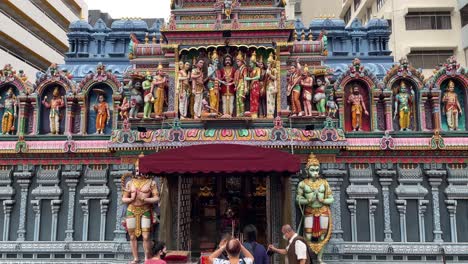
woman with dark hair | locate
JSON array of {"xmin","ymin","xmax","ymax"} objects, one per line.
[
  {"xmin": 145, "ymin": 241, "xmax": 167, "ymax": 264},
  {"xmin": 243, "ymin": 225, "xmax": 269, "ymax": 264},
  {"xmin": 209, "ymin": 238, "xmax": 254, "ymax": 264}
]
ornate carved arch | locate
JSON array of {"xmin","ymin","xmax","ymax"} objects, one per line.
[
  {"xmin": 35, "ymin": 74, "xmax": 75, "ymax": 96},
  {"xmin": 334, "ymin": 58, "xmax": 385, "ymax": 132}
]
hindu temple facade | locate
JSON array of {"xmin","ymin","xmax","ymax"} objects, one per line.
[{"xmin": 0, "ymin": 0, "xmax": 467, "ymax": 263}]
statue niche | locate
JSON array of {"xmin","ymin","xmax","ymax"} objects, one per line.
[
  {"xmin": 344, "ymin": 81, "xmax": 371, "ymax": 132},
  {"xmin": 87, "ymin": 85, "xmax": 113, "ymax": 134},
  {"xmin": 0, "ymin": 85, "xmax": 19, "ymax": 135},
  {"xmin": 392, "ymin": 79, "xmax": 418, "ymax": 131},
  {"xmin": 441, "ymin": 79, "xmax": 465, "ymax": 131},
  {"xmin": 40, "ymin": 85, "xmax": 66, "ymax": 135}
]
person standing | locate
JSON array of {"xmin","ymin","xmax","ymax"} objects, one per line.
[
  {"xmin": 243, "ymin": 225, "xmax": 269, "ymax": 264},
  {"xmin": 209, "ymin": 238, "xmax": 254, "ymax": 264},
  {"xmin": 268, "ymin": 225, "xmax": 311, "ymax": 264}
]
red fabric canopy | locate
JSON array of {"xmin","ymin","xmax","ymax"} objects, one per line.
[{"xmin": 139, "ymin": 144, "xmax": 300, "ymax": 175}]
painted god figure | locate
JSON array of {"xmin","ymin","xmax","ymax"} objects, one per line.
[
  {"xmin": 394, "ymin": 81, "xmax": 415, "ymax": 131},
  {"xmin": 265, "ymin": 53, "xmax": 278, "ymax": 119},
  {"xmin": 119, "ymin": 96, "xmax": 130, "ymax": 120},
  {"xmin": 142, "ymin": 73, "xmax": 153, "ymax": 119},
  {"xmin": 42, "ymin": 87, "xmax": 65, "ymax": 135},
  {"xmin": 326, "ymin": 94, "xmax": 338, "ymax": 118},
  {"xmin": 287, "ymin": 58, "xmax": 303, "ymax": 116},
  {"xmin": 122, "ymin": 171, "xmax": 159, "ymax": 263},
  {"xmin": 301, "ymin": 65, "xmax": 313, "ymax": 117},
  {"xmin": 191, "ymin": 59, "xmax": 205, "ymax": 119},
  {"xmin": 347, "ymin": 85, "xmax": 369, "ymax": 131},
  {"xmin": 234, "ymin": 51, "xmax": 248, "ymax": 117},
  {"xmin": 296, "ymin": 153, "xmax": 333, "ymax": 263},
  {"xmin": 93, "ymin": 94, "xmax": 110, "ymax": 134},
  {"xmin": 314, "ymin": 77, "xmax": 330, "ymax": 117},
  {"xmin": 151, "ymin": 64, "xmax": 167, "ymax": 118},
  {"xmin": 219, "ymin": 54, "xmax": 236, "ymax": 117},
  {"xmin": 442, "ymin": 80, "xmax": 463, "ymax": 130},
  {"xmin": 129, "ymin": 82, "xmax": 143, "ymax": 119},
  {"xmin": 258, "ymin": 58, "xmax": 267, "ymax": 118},
  {"xmin": 0, "ymin": 88, "xmax": 17, "ymax": 135},
  {"xmin": 207, "ymin": 52, "xmax": 220, "ymax": 114},
  {"xmin": 246, "ymin": 51, "xmax": 261, "ymax": 118},
  {"xmin": 178, "ymin": 61, "xmax": 191, "ymax": 119}
]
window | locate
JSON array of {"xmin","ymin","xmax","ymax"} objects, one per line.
[
  {"xmin": 407, "ymin": 50, "xmax": 453, "ymax": 69},
  {"xmin": 344, "ymin": 8, "xmax": 351, "ymax": 24},
  {"xmin": 354, "ymin": 0, "xmax": 361, "ymax": 11},
  {"xmin": 377, "ymin": 0, "xmax": 386, "ymax": 11},
  {"xmin": 461, "ymin": 5, "xmax": 468, "ymax": 27},
  {"xmin": 405, "ymin": 12, "xmax": 452, "ymax": 30}
]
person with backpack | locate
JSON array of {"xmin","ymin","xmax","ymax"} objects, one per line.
[
  {"xmin": 243, "ymin": 225, "xmax": 269, "ymax": 264},
  {"xmin": 267, "ymin": 225, "xmax": 313, "ymax": 264},
  {"xmin": 209, "ymin": 238, "xmax": 254, "ymax": 264}
]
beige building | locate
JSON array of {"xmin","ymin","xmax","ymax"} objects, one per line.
[
  {"xmin": 0, "ymin": 0, "xmax": 88, "ymax": 81},
  {"xmin": 461, "ymin": 0, "xmax": 468, "ymax": 65},
  {"xmin": 286, "ymin": 0, "xmax": 342, "ymax": 23},
  {"xmin": 339, "ymin": 0, "xmax": 467, "ymax": 76}
]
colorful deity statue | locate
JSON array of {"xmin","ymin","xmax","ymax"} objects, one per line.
[
  {"xmin": 394, "ymin": 81, "xmax": 415, "ymax": 131},
  {"xmin": 246, "ymin": 51, "xmax": 262, "ymax": 118},
  {"xmin": 296, "ymin": 153, "xmax": 333, "ymax": 263},
  {"xmin": 287, "ymin": 58, "xmax": 303, "ymax": 116},
  {"xmin": 130, "ymin": 82, "xmax": 143, "ymax": 119},
  {"xmin": 93, "ymin": 94, "xmax": 110, "ymax": 134},
  {"xmin": 191, "ymin": 58, "xmax": 205, "ymax": 119},
  {"xmin": 219, "ymin": 54, "xmax": 236, "ymax": 117},
  {"xmin": 42, "ymin": 87, "xmax": 65, "ymax": 134},
  {"xmin": 301, "ymin": 64, "xmax": 313, "ymax": 117},
  {"xmin": 326, "ymin": 93, "xmax": 338, "ymax": 118},
  {"xmin": 178, "ymin": 61, "xmax": 191, "ymax": 119},
  {"xmin": 151, "ymin": 64, "xmax": 167, "ymax": 118},
  {"xmin": 234, "ymin": 51, "xmax": 248, "ymax": 117},
  {"xmin": 257, "ymin": 57, "xmax": 267, "ymax": 118},
  {"xmin": 0, "ymin": 88, "xmax": 17, "ymax": 135},
  {"xmin": 265, "ymin": 53, "xmax": 278, "ymax": 119},
  {"xmin": 47, "ymin": 63, "xmax": 59, "ymax": 77},
  {"xmin": 314, "ymin": 77, "xmax": 330, "ymax": 117},
  {"xmin": 142, "ymin": 72, "xmax": 153, "ymax": 119},
  {"xmin": 18, "ymin": 70, "xmax": 28, "ymax": 83},
  {"xmin": 119, "ymin": 96, "xmax": 130, "ymax": 120},
  {"xmin": 442, "ymin": 80, "xmax": 463, "ymax": 130},
  {"xmin": 347, "ymin": 85, "xmax": 369, "ymax": 131},
  {"xmin": 207, "ymin": 52, "xmax": 220, "ymax": 114},
  {"xmin": 122, "ymin": 167, "xmax": 159, "ymax": 263}
]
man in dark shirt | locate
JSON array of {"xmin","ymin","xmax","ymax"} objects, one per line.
[{"xmin": 243, "ymin": 225, "xmax": 269, "ymax": 264}]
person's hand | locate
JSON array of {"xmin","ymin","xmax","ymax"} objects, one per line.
[
  {"xmin": 268, "ymin": 245, "xmax": 276, "ymax": 252},
  {"xmin": 364, "ymin": 110, "xmax": 369, "ymax": 116}
]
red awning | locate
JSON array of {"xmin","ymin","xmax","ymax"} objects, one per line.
[{"xmin": 139, "ymin": 144, "xmax": 300, "ymax": 175}]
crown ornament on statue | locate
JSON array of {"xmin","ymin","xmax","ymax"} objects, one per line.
[
  {"xmin": 306, "ymin": 153, "xmax": 320, "ymax": 167},
  {"xmin": 157, "ymin": 63, "xmax": 164, "ymax": 70},
  {"xmin": 448, "ymin": 80, "xmax": 455, "ymax": 88},
  {"xmin": 303, "ymin": 64, "xmax": 309, "ymax": 74},
  {"xmin": 236, "ymin": 51, "xmax": 245, "ymax": 62},
  {"xmin": 211, "ymin": 51, "xmax": 219, "ymax": 61},
  {"xmin": 250, "ymin": 51, "xmax": 257, "ymax": 63}
]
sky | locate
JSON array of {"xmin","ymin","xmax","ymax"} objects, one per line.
[{"xmin": 86, "ymin": 0, "xmax": 172, "ymax": 20}]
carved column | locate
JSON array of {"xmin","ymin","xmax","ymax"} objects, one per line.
[
  {"xmin": 30, "ymin": 99, "xmax": 39, "ymax": 134},
  {"xmin": 77, "ymin": 95, "xmax": 86, "ymax": 134},
  {"xmin": 430, "ymin": 91, "xmax": 441, "ymax": 130},
  {"xmin": 17, "ymin": 96, "xmax": 28, "ymax": 135},
  {"xmin": 51, "ymin": 200, "xmax": 61, "ymax": 241},
  {"xmin": 112, "ymin": 95, "xmax": 122, "ymax": 131},
  {"xmin": 100, "ymin": 199, "xmax": 110, "ymax": 241},
  {"xmin": 418, "ymin": 200, "xmax": 428, "ymax": 242},
  {"xmin": 371, "ymin": 91, "xmax": 379, "ymax": 131},
  {"xmin": 65, "ymin": 97, "xmax": 75, "ymax": 134},
  {"xmin": 376, "ymin": 163, "xmax": 396, "ymax": 242},
  {"xmin": 396, "ymin": 199, "xmax": 407, "ymax": 242},
  {"xmin": 425, "ymin": 163, "xmax": 445, "ymax": 242},
  {"xmin": 290, "ymin": 175, "xmax": 299, "ymax": 230},
  {"xmin": 80, "ymin": 200, "xmax": 89, "ymax": 241},
  {"xmin": 369, "ymin": 199, "xmax": 379, "ymax": 242},
  {"xmin": 346, "ymin": 199, "xmax": 357, "ymax": 242},
  {"xmin": 110, "ymin": 164, "xmax": 133, "ymax": 242},
  {"xmin": 383, "ymin": 92, "xmax": 393, "ymax": 131},
  {"xmin": 14, "ymin": 165, "xmax": 34, "ymax": 241},
  {"xmin": 335, "ymin": 91, "xmax": 345, "ymax": 129},
  {"xmin": 31, "ymin": 200, "xmax": 41, "ymax": 241},
  {"xmin": 0, "ymin": 165, "xmax": 15, "ymax": 241},
  {"xmin": 63, "ymin": 165, "xmax": 81, "ymax": 241},
  {"xmin": 445, "ymin": 200, "xmax": 457, "ymax": 242},
  {"xmin": 322, "ymin": 163, "xmax": 346, "ymax": 242}
]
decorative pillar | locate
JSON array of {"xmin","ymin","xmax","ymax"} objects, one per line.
[
  {"xmin": 383, "ymin": 93, "xmax": 393, "ymax": 131},
  {"xmin": 290, "ymin": 175, "xmax": 299, "ymax": 230},
  {"xmin": 347, "ymin": 199, "xmax": 357, "ymax": 242},
  {"xmin": 376, "ymin": 163, "xmax": 396, "ymax": 242},
  {"xmin": 65, "ymin": 97, "xmax": 75, "ymax": 134},
  {"xmin": 396, "ymin": 199, "xmax": 407, "ymax": 242},
  {"xmin": 322, "ymin": 163, "xmax": 346, "ymax": 242},
  {"xmin": 100, "ymin": 199, "xmax": 110, "ymax": 241},
  {"xmin": 445, "ymin": 200, "xmax": 457, "ymax": 242},
  {"xmin": 14, "ymin": 165, "xmax": 34, "ymax": 241},
  {"xmin": 426, "ymin": 165, "xmax": 445, "ymax": 242},
  {"xmin": 0, "ymin": 165, "xmax": 15, "ymax": 241},
  {"xmin": 30, "ymin": 99, "xmax": 39, "ymax": 135},
  {"xmin": 63, "ymin": 165, "xmax": 81, "ymax": 241},
  {"xmin": 50, "ymin": 200, "xmax": 61, "ymax": 241},
  {"xmin": 111, "ymin": 164, "xmax": 133, "ymax": 242},
  {"xmin": 2, "ymin": 200, "xmax": 14, "ymax": 241},
  {"xmin": 77, "ymin": 96, "xmax": 86, "ymax": 134},
  {"xmin": 112, "ymin": 94, "xmax": 122, "ymax": 130},
  {"xmin": 418, "ymin": 200, "xmax": 428, "ymax": 242},
  {"xmin": 369, "ymin": 199, "xmax": 379, "ymax": 242},
  {"xmin": 31, "ymin": 199, "xmax": 41, "ymax": 241},
  {"xmin": 335, "ymin": 91, "xmax": 345, "ymax": 129},
  {"xmin": 430, "ymin": 91, "xmax": 441, "ymax": 130},
  {"xmin": 80, "ymin": 200, "xmax": 89, "ymax": 241}
]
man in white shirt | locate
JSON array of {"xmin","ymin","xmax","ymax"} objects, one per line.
[{"xmin": 268, "ymin": 225, "xmax": 310, "ymax": 264}]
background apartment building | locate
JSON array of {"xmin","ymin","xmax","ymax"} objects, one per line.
[
  {"xmin": 286, "ymin": 0, "xmax": 342, "ymax": 22},
  {"xmin": 461, "ymin": 0, "xmax": 468, "ymax": 64},
  {"xmin": 0, "ymin": 0, "xmax": 88, "ymax": 81},
  {"xmin": 339, "ymin": 0, "xmax": 467, "ymax": 76}
]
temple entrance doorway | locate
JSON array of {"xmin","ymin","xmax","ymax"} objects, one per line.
[{"xmin": 191, "ymin": 173, "xmax": 267, "ymax": 253}]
